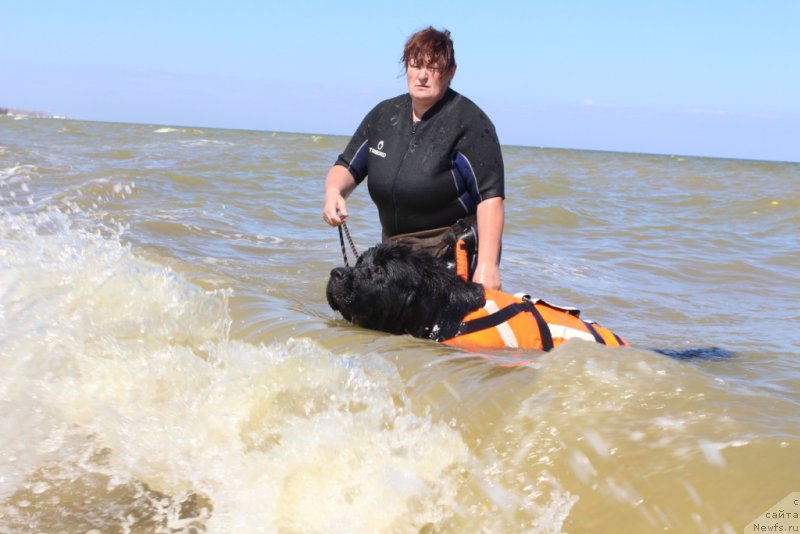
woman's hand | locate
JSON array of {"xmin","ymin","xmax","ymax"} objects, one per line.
[
  {"xmin": 322, "ymin": 165, "xmax": 357, "ymax": 227},
  {"xmin": 323, "ymin": 192, "xmax": 347, "ymax": 226},
  {"xmin": 473, "ymin": 262, "xmax": 502, "ymax": 290}
]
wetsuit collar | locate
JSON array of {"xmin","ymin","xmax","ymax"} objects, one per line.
[{"xmin": 409, "ymin": 88, "xmax": 457, "ymax": 123}]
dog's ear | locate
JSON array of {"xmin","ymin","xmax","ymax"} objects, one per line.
[
  {"xmin": 403, "ymin": 288, "xmax": 417, "ymax": 309},
  {"xmin": 399, "ymin": 288, "xmax": 425, "ymax": 335}
]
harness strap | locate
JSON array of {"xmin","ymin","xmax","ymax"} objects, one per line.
[
  {"xmin": 455, "ymin": 299, "xmax": 554, "ymax": 351},
  {"xmin": 456, "ymin": 302, "xmax": 527, "ymax": 336},
  {"xmin": 582, "ymin": 321, "xmax": 607, "ymax": 345},
  {"xmin": 527, "ymin": 302, "xmax": 554, "ymax": 352}
]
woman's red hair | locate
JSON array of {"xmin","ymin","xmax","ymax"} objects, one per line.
[{"xmin": 401, "ymin": 27, "xmax": 456, "ymax": 72}]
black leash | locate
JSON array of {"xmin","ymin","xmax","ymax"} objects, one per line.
[{"xmin": 337, "ymin": 219, "xmax": 359, "ymax": 267}]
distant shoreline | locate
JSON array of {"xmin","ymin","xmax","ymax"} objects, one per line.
[{"xmin": 0, "ymin": 106, "xmax": 58, "ymax": 119}]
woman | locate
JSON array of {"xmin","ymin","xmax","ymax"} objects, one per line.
[{"xmin": 322, "ymin": 26, "xmax": 505, "ymax": 289}]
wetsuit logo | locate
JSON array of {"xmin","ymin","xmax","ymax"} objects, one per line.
[{"xmin": 369, "ymin": 140, "xmax": 387, "ymax": 158}]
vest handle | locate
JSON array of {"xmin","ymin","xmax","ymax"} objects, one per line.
[{"xmin": 455, "ymin": 239, "xmax": 469, "ymax": 281}]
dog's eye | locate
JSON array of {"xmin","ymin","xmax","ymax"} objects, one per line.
[{"xmin": 373, "ymin": 266, "xmax": 385, "ymax": 278}]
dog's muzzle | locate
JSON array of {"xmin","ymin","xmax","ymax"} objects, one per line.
[{"xmin": 326, "ymin": 267, "xmax": 351, "ymax": 313}]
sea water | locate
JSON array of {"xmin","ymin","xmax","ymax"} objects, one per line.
[{"xmin": 1, "ymin": 116, "xmax": 798, "ymax": 533}]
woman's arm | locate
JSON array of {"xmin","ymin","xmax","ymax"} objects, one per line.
[
  {"xmin": 322, "ymin": 165, "xmax": 357, "ymax": 226},
  {"xmin": 473, "ymin": 196, "xmax": 504, "ymax": 289}
]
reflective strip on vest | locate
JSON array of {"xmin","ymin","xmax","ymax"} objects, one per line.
[
  {"xmin": 547, "ymin": 323, "xmax": 600, "ymax": 343},
  {"xmin": 485, "ymin": 299, "xmax": 519, "ymax": 348}
]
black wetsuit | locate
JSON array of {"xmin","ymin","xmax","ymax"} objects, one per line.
[{"xmin": 335, "ymin": 88, "xmax": 504, "ymax": 237}]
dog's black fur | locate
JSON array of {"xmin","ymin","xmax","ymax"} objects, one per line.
[{"xmin": 326, "ymin": 243, "xmax": 485, "ymax": 341}]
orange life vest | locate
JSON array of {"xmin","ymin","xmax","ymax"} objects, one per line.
[
  {"xmin": 442, "ymin": 289, "xmax": 630, "ymax": 351},
  {"xmin": 445, "ymin": 239, "xmax": 629, "ymax": 351}
]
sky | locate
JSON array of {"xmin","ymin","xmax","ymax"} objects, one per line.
[{"xmin": 3, "ymin": 0, "xmax": 799, "ymax": 162}]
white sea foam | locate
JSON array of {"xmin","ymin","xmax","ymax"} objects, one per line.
[
  {"xmin": 0, "ymin": 164, "xmax": 36, "ymax": 183},
  {"xmin": 0, "ymin": 206, "xmax": 515, "ymax": 531},
  {"xmin": 177, "ymin": 139, "xmax": 235, "ymax": 147}
]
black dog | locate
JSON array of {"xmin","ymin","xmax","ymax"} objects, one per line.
[
  {"xmin": 327, "ymin": 243, "xmax": 482, "ymax": 340},
  {"xmin": 327, "ymin": 243, "xmax": 629, "ymax": 351}
]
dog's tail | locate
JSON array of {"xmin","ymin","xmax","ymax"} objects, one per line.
[{"xmin": 455, "ymin": 239, "xmax": 470, "ymax": 282}]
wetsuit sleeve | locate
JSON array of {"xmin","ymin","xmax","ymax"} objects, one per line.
[
  {"xmin": 454, "ymin": 111, "xmax": 505, "ymax": 203},
  {"xmin": 334, "ymin": 106, "xmax": 376, "ymax": 185}
]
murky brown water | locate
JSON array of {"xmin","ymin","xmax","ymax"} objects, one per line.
[{"xmin": 2, "ymin": 117, "xmax": 798, "ymax": 532}]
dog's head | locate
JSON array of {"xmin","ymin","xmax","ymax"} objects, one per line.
[{"xmin": 326, "ymin": 243, "xmax": 483, "ymax": 338}]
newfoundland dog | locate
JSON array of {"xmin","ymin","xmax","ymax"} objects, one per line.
[{"xmin": 326, "ymin": 243, "xmax": 629, "ymax": 351}]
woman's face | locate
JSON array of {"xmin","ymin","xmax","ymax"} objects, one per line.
[{"xmin": 406, "ymin": 58, "xmax": 456, "ymax": 111}]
